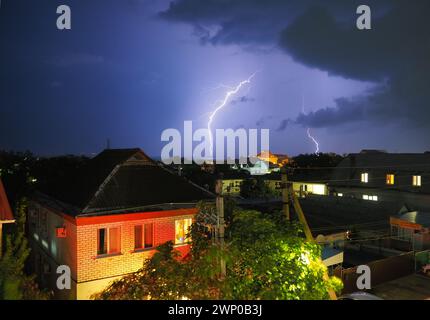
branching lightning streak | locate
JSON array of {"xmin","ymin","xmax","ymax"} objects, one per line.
[
  {"xmin": 207, "ymin": 73, "xmax": 256, "ymax": 156},
  {"xmin": 306, "ymin": 128, "xmax": 320, "ymax": 154},
  {"xmin": 302, "ymin": 94, "xmax": 320, "ymax": 154}
]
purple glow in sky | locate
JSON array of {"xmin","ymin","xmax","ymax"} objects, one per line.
[{"xmin": 1, "ymin": 0, "xmax": 429, "ymax": 156}]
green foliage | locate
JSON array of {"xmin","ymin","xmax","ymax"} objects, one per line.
[
  {"xmin": 226, "ymin": 210, "xmax": 341, "ymax": 299},
  {"xmin": 0, "ymin": 199, "xmax": 50, "ymax": 300},
  {"xmin": 240, "ymin": 177, "xmax": 275, "ymax": 200},
  {"xmin": 95, "ymin": 205, "xmax": 342, "ymax": 300}
]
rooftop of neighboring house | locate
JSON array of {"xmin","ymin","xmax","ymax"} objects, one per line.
[
  {"xmin": 391, "ymin": 211, "xmax": 430, "ymax": 228},
  {"xmin": 329, "ymin": 150, "xmax": 430, "ymax": 191},
  {"xmin": 263, "ymin": 168, "xmax": 333, "ymax": 183},
  {"xmin": 0, "ymin": 178, "xmax": 14, "ymax": 222},
  {"xmin": 240, "ymin": 196, "xmax": 401, "ymax": 236},
  {"xmin": 34, "ymin": 148, "xmax": 214, "ymax": 217}
]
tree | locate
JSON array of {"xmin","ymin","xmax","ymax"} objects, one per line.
[
  {"xmin": 240, "ymin": 177, "xmax": 274, "ymax": 200},
  {"xmin": 0, "ymin": 198, "xmax": 50, "ymax": 300},
  {"xmin": 94, "ymin": 204, "xmax": 342, "ymax": 300},
  {"xmin": 226, "ymin": 210, "xmax": 342, "ymax": 299}
]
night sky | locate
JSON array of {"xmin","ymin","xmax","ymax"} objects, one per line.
[{"xmin": 1, "ymin": 0, "xmax": 429, "ymax": 157}]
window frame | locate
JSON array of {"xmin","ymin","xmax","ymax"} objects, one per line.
[
  {"xmin": 361, "ymin": 172, "xmax": 369, "ymax": 183},
  {"xmin": 175, "ymin": 218, "xmax": 193, "ymax": 245},
  {"xmin": 97, "ymin": 227, "xmax": 121, "ymax": 257},
  {"xmin": 134, "ymin": 223, "xmax": 155, "ymax": 251}
]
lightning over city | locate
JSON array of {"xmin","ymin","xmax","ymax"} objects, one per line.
[
  {"xmin": 302, "ymin": 94, "xmax": 320, "ymax": 154},
  {"xmin": 207, "ymin": 73, "xmax": 257, "ymax": 156},
  {"xmin": 2, "ymin": 0, "xmax": 429, "ymax": 304}
]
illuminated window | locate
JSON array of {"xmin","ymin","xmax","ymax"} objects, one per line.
[
  {"xmin": 413, "ymin": 175, "xmax": 421, "ymax": 187},
  {"xmin": 175, "ymin": 218, "xmax": 192, "ymax": 245},
  {"xmin": 363, "ymin": 195, "xmax": 378, "ymax": 201},
  {"xmin": 134, "ymin": 223, "xmax": 154, "ymax": 250},
  {"xmin": 386, "ymin": 174, "xmax": 395, "ymax": 185},
  {"xmin": 337, "ymin": 193, "xmax": 343, "ymax": 197},
  {"xmin": 312, "ymin": 184, "xmax": 326, "ymax": 195},
  {"xmin": 97, "ymin": 227, "xmax": 121, "ymax": 255},
  {"xmin": 361, "ymin": 173, "xmax": 369, "ymax": 183}
]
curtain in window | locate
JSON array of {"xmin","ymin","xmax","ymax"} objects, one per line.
[
  {"xmin": 144, "ymin": 223, "xmax": 154, "ymax": 248},
  {"xmin": 109, "ymin": 227, "xmax": 120, "ymax": 253},
  {"xmin": 134, "ymin": 225, "xmax": 143, "ymax": 249}
]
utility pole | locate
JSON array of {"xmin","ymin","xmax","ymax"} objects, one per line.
[
  {"xmin": 281, "ymin": 167, "xmax": 290, "ymax": 221},
  {"xmin": 289, "ymin": 184, "xmax": 337, "ymax": 300},
  {"xmin": 215, "ymin": 177, "xmax": 226, "ymax": 278}
]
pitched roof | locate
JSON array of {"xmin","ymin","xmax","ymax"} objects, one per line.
[
  {"xmin": 37, "ymin": 148, "xmax": 214, "ymax": 216},
  {"xmin": 330, "ymin": 152, "xmax": 430, "ymax": 191},
  {"xmin": 392, "ymin": 211, "xmax": 430, "ymax": 228},
  {"xmin": 0, "ymin": 178, "xmax": 14, "ymax": 222}
]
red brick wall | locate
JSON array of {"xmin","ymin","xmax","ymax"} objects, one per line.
[{"xmin": 76, "ymin": 213, "xmax": 195, "ymax": 283}]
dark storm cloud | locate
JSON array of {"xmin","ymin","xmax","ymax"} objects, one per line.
[
  {"xmin": 160, "ymin": 0, "xmax": 312, "ymax": 45},
  {"xmin": 276, "ymin": 119, "xmax": 291, "ymax": 132},
  {"xmin": 161, "ymin": 0, "xmax": 430, "ymax": 131},
  {"xmin": 280, "ymin": 1, "xmax": 430, "ymax": 129}
]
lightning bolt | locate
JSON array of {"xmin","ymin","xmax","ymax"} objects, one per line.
[
  {"xmin": 302, "ymin": 94, "xmax": 320, "ymax": 154},
  {"xmin": 207, "ymin": 73, "xmax": 256, "ymax": 157},
  {"xmin": 306, "ymin": 128, "xmax": 320, "ymax": 154}
]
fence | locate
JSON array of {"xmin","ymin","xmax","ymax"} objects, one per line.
[{"xmin": 334, "ymin": 251, "xmax": 415, "ymax": 294}]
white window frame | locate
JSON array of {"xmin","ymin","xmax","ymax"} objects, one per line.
[{"xmin": 97, "ymin": 227, "xmax": 121, "ymax": 256}]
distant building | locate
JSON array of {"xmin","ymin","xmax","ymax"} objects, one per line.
[
  {"xmin": 0, "ymin": 178, "xmax": 15, "ymax": 256},
  {"xmin": 28, "ymin": 148, "xmax": 213, "ymax": 299},
  {"xmin": 221, "ymin": 171, "xmax": 250, "ymax": 196},
  {"xmin": 257, "ymin": 151, "xmax": 289, "ymax": 167},
  {"xmin": 329, "ymin": 150, "xmax": 430, "ymax": 209}
]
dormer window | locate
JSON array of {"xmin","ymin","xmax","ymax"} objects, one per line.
[{"xmin": 361, "ymin": 173, "xmax": 369, "ymax": 183}]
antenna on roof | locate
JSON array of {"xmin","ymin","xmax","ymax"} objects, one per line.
[{"xmin": 106, "ymin": 138, "xmax": 111, "ymax": 150}]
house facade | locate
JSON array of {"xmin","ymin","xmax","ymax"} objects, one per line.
[
  {"xmin": 0, "ymin": 178, "xmax": 15, "ymax": 257},
  {"xmin": 28, "ymin": 148, "xmax": 213, "ymax": 299},
  {"xmin": 329, "ymin": 151, "xmax": 430, "ymax": 209}
]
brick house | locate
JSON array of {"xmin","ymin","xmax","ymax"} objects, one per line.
[
  {"xmin": 0, "ymin": 178, "xmax": 15, "ymax": 257},
  {"xmin": 28, "ymin": 149, "xmax": 213, "ymax": 299}
]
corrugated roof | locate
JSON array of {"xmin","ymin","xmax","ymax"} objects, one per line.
[
  {"xmin": 0, "ymin": 178, "xmax": 14, "ymax": 222},
  {"xmin": 37, "ymin": 148, "xmax": 214, "ymax": 216}
]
